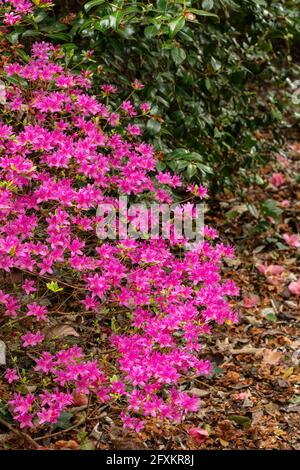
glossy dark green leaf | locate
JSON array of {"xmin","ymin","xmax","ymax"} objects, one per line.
[
  {"xmin": 202, "ymin": 0, "xmax": 214, "ymax": 10},
  {"xmin": 55, "ymin": 412, "xmax": 73, "ymax": 430},
  {"xmin": 188, "ymin": 8, "xmax": 219, "ymax": 19},
  {"xmin": 168, "ymin": 16, "xmax": 185, "ymax": 37},
  {"xmin": 144, "ymin": 24, "xmax": 160, "ymax": 38},
  {"xmin": 84, "ymin": 0, "xmax": 105, "ymax": 12},
  {"xmin": 146, "ymin": 119, "xmax": 162, "ymax": 135},
  {"xmin": 171, "ymin": 47, "xmax": 186, "ymax": 65}
]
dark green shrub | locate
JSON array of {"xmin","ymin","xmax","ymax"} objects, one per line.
[{"xmin": 2, "ymin": 0, "xmax": 299, "ymax": 191}]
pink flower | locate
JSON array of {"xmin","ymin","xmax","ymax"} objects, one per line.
[
  {"xmin": 279, "ymin": 199, "xmax": 290, "ymax": 208},
  {"xmin": 21, "ymin": 331, "xmax": 45, "ymax": 348},
  {"xmin": 276, "ymin": 154, "xmax": 289, "ymax": 167},
  {"xmin": 26, "ymin": 303, "xmax": 48, "ymax": 321},
  {"xmin": 187, "ymin": 183, "xmax": 208, "ymax": 199},
  {"xmin": 188, "ymin": 427, "xmax": 209, "ymax": 443},
  {"xmin": 269, "ymin": 172, "xmax": 285, "ymax": 187},
  {"xmin": 37, "ymin": 407, "xmax": 60, "ymax": 425},
  {"xmin": 256, "ymin": 264, "xmax": 284, "ymax": 286},
  {"xmin": 233, "ymin": 391, "xmax": 250, "ymax": 400},
  {"xmin": 288, "ymin": 279, "xmax": 300, "ymax": 296},
  {"xmin": 17, "ymin": 413, "xmax": 34, "ymax": 429},
  {"xmin": 126, "ymin": 124, "xmax": 142, "ymax": 136},
  {"xmin": 283, "ymin": 233, "xmax": 300, "ymax": 248},
  {"xmin": 4, "ymin": 13, "xmax": 21, "ymax": 25},
  {"xmin": 242, "ymin": 294, "xmax": 259, "ymax": 308},
  {"xmin": 132, "ymin": 79, "xmax": 144, "ymax": 90},
  {"xmin": 34, "ymin": 352, "xmax": 55, "ymax": 373},
  {"xmin": 4, "ymin": 368, "xmax": 19, "ymax": 384},
  {"xmin": 140, "ymin": 102, "xmax": 151, "ymax": 113},
  {"xmin": 22, "ymin": 279, "xmax": 37, "ymax": 295},
  {"xmin": 101, "ymin": 84, "xmax": 118, "ymax": 94}
]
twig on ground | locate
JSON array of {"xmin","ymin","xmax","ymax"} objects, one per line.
[{"xmin": 0, "ymin": 416, "xmax": 40, "ymax": 449}]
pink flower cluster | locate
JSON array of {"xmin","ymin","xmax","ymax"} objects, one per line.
[
  {"xmin": 9, "ymin": 346, "xmax": 108, "ymax": 428},
  {"xmin": 0, "ymin": 0, "xmax": 51, "ymax": 26},
  {"xmin": 0, "ymin": 43, "xmax": 238, "ymax": 432}
]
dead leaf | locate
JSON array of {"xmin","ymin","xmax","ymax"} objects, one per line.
[
  {"xmin": 188, "ymin": 388, "xmax": 210, "ymax": 398},
  {"xmin": 90, "ymin": 422, "xmax": 102, "ymax": 441},
  {"xmin": 261, "ymin": 349, "xmax": 283, "ymax": 366},
  {"xmin": 219, "ymin": 438, "xmax": 230, "ymax": 447},
  {"xmin": 54, "ymin": 440, "xmax": 80, "ymax": 450},
  {"xmin": 72, "ymin": 391, "xmax": 89, "ymax": 406},
  {"xmin": 44, "ymin": 324, "xmax": 79, "ymax": 341}
]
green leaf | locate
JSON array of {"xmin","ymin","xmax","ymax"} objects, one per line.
[
  {"xmin": 260, "ymin": 199, "xmax": 282, "ymax": 221},
  {"xmin": 202, "ymin": 0, "xmax": 214, "ymax": 10},
  {"xmin": 211, "ymin": 56, "xmax": 222, "ymax": 72},
  {"xmin": 7, "ymin": 32, "xmax": 19, "ymax": 44},
  {"xmin": 15, "ymin": 49, "xmax": 30, "ymax": 63},
  {"xmin": 171, "ymin": 47, "xmax": 186, "ymax": 65},
  {"xmin": 22, "ymin": 29, "xmax": 41, "ymax": 38},
  {"xmin": 46, "ymin": 281, "xmax": 63, "ymax": 293},
  {"xmin": 47, "ymin": 33, "xmax": 71, "ymax": 41},
  {"xmin": 156, "ymin": 0, "xmax": 168, "ymax": 11},
  {"xmin": 32, "ymin": 11, "xmax": 48, "ymax": 23},
  {"xmin": 55, "ymin": 412, "xmax": 73, "ymax": 430},
  {"xmin": 168, "ymin": 148, "xmax": 189, "ymax": 159},
  {"xmin": 176, "ymin": 160, "xmax": 189, "ymax": 170},
  {"xmin": 229, "ymin": 415, "xmax": 251, "ymax": 428},
  {"xmin": 84, "ymin": 0, "xmax": 105, "ymax": 12},
  {"xmin": 196, "ymin": 163, "xmax": 213, "ymax": 174},
  {"xmin": 80, "ymin": 441, "xmax": 96, "ymax": 450},
  {"xmin": 40, "ymin": 22, "xmax": 68, "ymax": 33},
  {"xmin": 144, "ymin": 24, "xmax": 160, "ymax": 38},
  {"xmin": 186, "ymin": 164, "xmax": 197, "ymax": 179},
  {"xmin": 290, "ymin": 396, "xmax": 300, "ymax": 405},
  {"xmin": 146, "ymin": 119, "xmax": 161, "ymax": 135},
  {"xmin": 188, "ymin": 8, "xmax": 219, "ymax": 19},
  {"xmin": 168, "ymin": 16, "xmax": 185, "ymax": 37},
  {"xmin": 247, "ymin": 203, "xmax": 259, "ymax": 219},
  {"xmin": 262, "ymin": 308, "xmax": 277, "ymax": 322}
]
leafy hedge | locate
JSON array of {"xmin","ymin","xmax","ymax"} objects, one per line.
[{"xmin": 1, "ymin": 1, "xmax": 300, "ymax": 188}]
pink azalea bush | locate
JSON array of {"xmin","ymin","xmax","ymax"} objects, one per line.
[{"xmin": 0, "ymin": 42, "xmax": 238, "ymax": 432}]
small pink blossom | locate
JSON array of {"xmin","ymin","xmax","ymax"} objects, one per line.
[
  {"xmin": 4, "ymin": 13, "xmax": 21, "ymax": 25},
  {"xmin": 257, "ymin": 264, "xmax": 284, "ymax": 286},
  {"xmin": 21, "ymin": 331, "xmax": 45, "ymax": 348},
  {"xmin": 257, "ymin": 264, "xmax": 283, "ymax": 276},
  {"xmin": 288, "ymin": 279, "xmax": 300, "ymax": 296},
  {"xmin": 4, "ymin": 368, "xmax": 19, "ymax": 384},
  {"xmin": 233, "ymin": 391, "xmax": 250, "ymax": 400},
  {"xmin": 101, "ymin": 84, "xmax": 118, "ymax": 94},
  {"xmin": 188, "ymin": 427, "xmax": 209, "ymax": 443},
  {"xmin": 187, "ymin": 183, "xmax": 208, "ymax": 199},
  {"xmin": 279, "ymin": 199, "xmax": 290, "ymax": 208},
  {"xmin": 26, "ymin": 303, "xmax": 48, "ymax": 321},
  {"xmin": 283, "ymin": 233, "xmax": 300, "ymax": 248},
  {"xmin": 276, "ymin": 154, "xmax": 289, "ymax": 167},
  {"xmin": 132, "ymin": 79, "xmax": 144, "ymax": 90},
  {"xmin": 242, "ymin": 294, "xmax": 259, "ymax": 308},
  {"xmin": 269, "ymin": 172, "xmax": 285, "ymax": 188},
  {"xmin": 126, "ymin": 124, "xmax": 142, "ymax": 136},
  {"xmin": 140, "ymin": 102, "xmax": 151, "ymax": 113},
  {"xmin": 22, "ymin": 279, "xmax": 37, "ymax": 295}
]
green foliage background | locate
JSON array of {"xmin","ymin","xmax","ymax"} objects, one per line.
[{"xmin": 3, "ymin": 0, "xmax": 300, "ymax": 191}]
